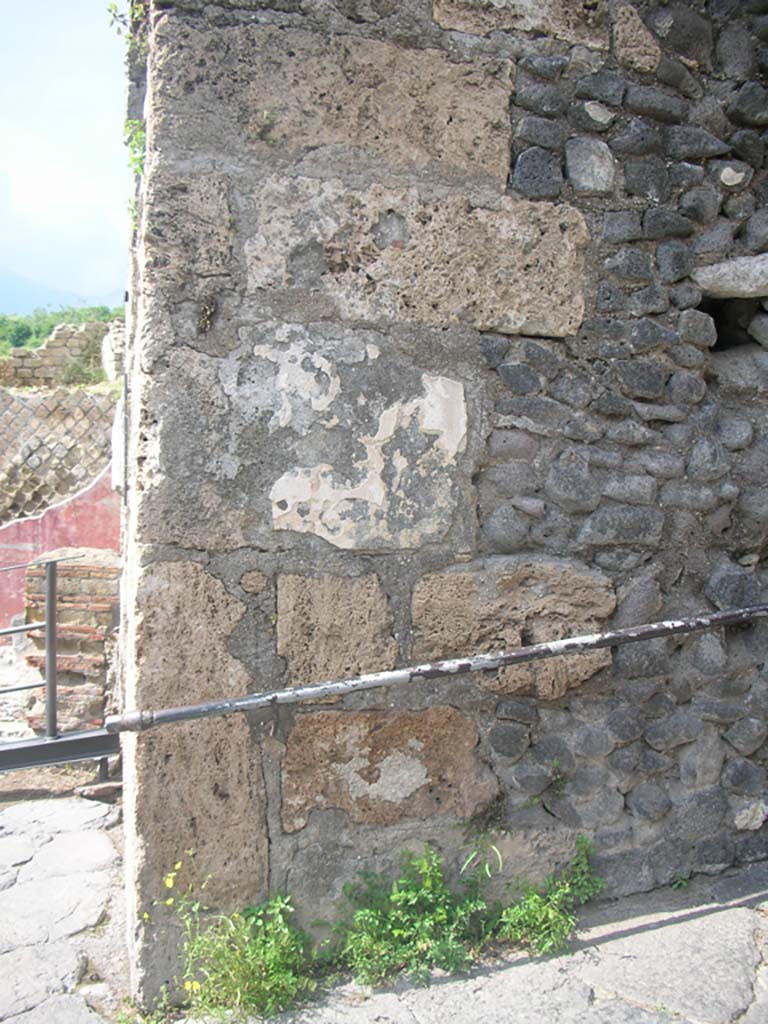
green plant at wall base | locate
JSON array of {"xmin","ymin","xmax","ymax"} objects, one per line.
[
  {"xmin": 337, "ymin": 846, "xmax": 492, "ymax": 986},
  {"xmin": 498, "ymin": 837, "xmax": 604, "ymax": 955},
  {"xmin": 155, "ymin": 838, "xmax": 602, "ymax": 1019}
]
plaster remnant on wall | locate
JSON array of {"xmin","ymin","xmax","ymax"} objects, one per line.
[
  {"xmin": 281, "ymin": 707, "xmax": 499, "ymax": 832},
  {"xmin": 276, "ymin": 574, "xmax": 398, "ymax": 685},
  {"xmin": 433, "ymin": 0, "xmax": 609, "ymax": 48},
  {"xmin": 152, "ymin": 24, "xmax": 513, "ymax": 186},
  {"xmin": 270, "ymin": 373, "xmax": 467, "ymax": 550},
  {"xmin": 611, "ymin": 1, "xmax": 662, "ymax": 72},
  {"xmin": 244, "ymin": 178, "xmax": 589, "ymax": 337},
  {"xmin": 412, "ymin": 556, "xmax": 616, "ymax": 699}
]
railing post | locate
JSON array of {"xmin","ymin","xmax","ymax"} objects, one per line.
[{"xmin": 44, "ymin": 560, "xmax": 58, "ymax": 740}]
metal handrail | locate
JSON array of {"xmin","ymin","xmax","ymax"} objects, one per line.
[
  {"xmin": 0, "ymin": 554, "xmax": 84, "ymax": 574},
  {"xmin": 105, "ymin": 603, "xmax": 768, "ymax": 736}
]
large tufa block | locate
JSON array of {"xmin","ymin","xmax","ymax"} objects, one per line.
[
  {"xmin": 277, "ymin": 573, "xmax": 398, "ymax": 685},
  {"xmin": 433, "ymin": 0, "xmax": 609, "ymax": 48},
  {"xmin": 244, "ymin": 178, "xmax": 589, "ymax": 337},
  {"xmin": 411, "ymin": 556, "xmax": 616, "ymax": 699},
  {"xmin": 151, "ymin": 24, "xmax": 513, "ymax": 186},
  {"xmin": 281, "ymin": 706, "xmax": 498, "ymax": 833}
]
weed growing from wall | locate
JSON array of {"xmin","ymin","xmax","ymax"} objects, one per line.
[{"xmin": 137, "ymin": 838, "xmax": 602, "ymax": 1021}]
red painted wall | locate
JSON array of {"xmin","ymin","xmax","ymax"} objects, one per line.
[{"xmin": 0, "ymin": 466, "xmax": 120, "ymax": 636}]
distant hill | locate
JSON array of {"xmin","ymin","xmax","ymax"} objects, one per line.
[{"xmin": 0, "ymin": 266, "xmax": 123, "ymax": 316}]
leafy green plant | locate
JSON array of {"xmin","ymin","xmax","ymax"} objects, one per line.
[
  {"xmin": 166, "ymin": 862, "xmax": 315, "ymax": 1020},
  {"xmin": 498, "ymin": 836, "xmax": 603, "ymax": 956},
  {"xmin": 150, "ymin": 838, "xmax": 602, "ymax": 1018},
  {"xmin": 337, "ymin": 846, "xmax": 492, "ymax": 986},
  {"xmin": 124, "ymin": 119, "xmax": 146, "ymax": 178},
  {"xmin": 108, "ymin": 1, "xmax": 149, "ymax": 58},
  {"xmin": 671, "ymin": 875, "xmax": 690, "ymax": 890}
]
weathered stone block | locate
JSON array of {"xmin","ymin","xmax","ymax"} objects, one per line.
[
  {"xmin": 411, "ymin": 556, "xmax": 615, "ymax": 700},
  {"xmin": 153, "ymin": 23, "xmax": 513, "ymax": 185},
  {"xmin": 280, "ymin": 707, "xmax": 498, "ymax": 832},
  {"xmin": 433, "ymin": 0, "xmax": 609, "ymax": 47},
  {"xmin": 276, "ymin": 574, "xmax": 397, "ymax": 686},
  {"xmin": 243, "ymin": 178, "xmax": 589, "ymax": 337}
]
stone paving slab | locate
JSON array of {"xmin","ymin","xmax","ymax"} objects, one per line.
[{"xmin": 0, "ymin": 797, "xmax": 126, "ymax": 1023}]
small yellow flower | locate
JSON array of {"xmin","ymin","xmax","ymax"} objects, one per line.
[{"xmin": 165, "ymin": 897, "xmax": 174, "ymax": 906}]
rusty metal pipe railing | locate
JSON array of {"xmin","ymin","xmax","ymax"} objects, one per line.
[{"xmin": 105, "ymin": 603, "xmax": 768, "ymax": 736}]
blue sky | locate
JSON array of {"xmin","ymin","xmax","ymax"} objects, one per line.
[{"xmin": 0, "ymin": 1, "xmax": 130, "ymax": 311}]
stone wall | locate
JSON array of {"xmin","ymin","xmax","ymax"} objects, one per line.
[
  {"xmin": 122, "ymin": 0, "xmax": 768, "ymax": 1001},
  {"xmin": 22, "ymin": 550, "xmax": 121, "ymax": 734},
  {"xmin": 0, "ymin": 387, "xmax": 117, "ymax": 526},
  {"xmin": 0, "ymin": 322, "xmax": 114, "ymax": 388}
]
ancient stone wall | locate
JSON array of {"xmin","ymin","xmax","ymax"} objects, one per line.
[
  {"xmin": 0, "ymin": 387, "xmax": 117, "ymax": 526},
  {"xmin": 0, "ymin": 322, "xmax": 114, "ymax": 388},
  {"xmin": 123, "ymin": 0, "xmax": 768, "ymax": 1000},
  {"xmin": 22, "ymin": 551, "xmax": 121, "ymax": 734}
]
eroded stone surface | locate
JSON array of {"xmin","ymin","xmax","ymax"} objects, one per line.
[
  {"xmin": 153, "ymin": 24, "xmax": 513, "ymax": 185},
  {"xmin": 411, "ymin": 556, "xmax": 616, "ymax": 699},
  {"xmin": 692, "ymin": 253, "xmax": 768, "ymax": 298},
  {"xmin": 243, "ymin": 178, "xmax": 589, "ymax": 337},
  {"xmin": 611, "ymin": 1, "xmax": 662, "ymax": 73},
  {"xmin": 135, "ymin": 323, "xmax": 475, "ymax": 553},
  {"xmin": 281, "ymin": 707, "xmax": 498, "ymax": 832},
  {"xmin": 125, "ymin": 561, "xmax": 269, "ymax": 991},
  {"xmin": 433, "ymin": 0, "xmax": 609, "ymax": 48},
  {"xmin": 277, "ymin": 574, "xmax": 398, "ymax": 685}
]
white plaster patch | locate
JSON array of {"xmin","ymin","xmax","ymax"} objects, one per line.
[
  {"xmin": 270, "ymin": 373, "xmax": 467, "ymax": 550},
  {"xmin": 343, "ymin": 750, "xmax": 430, "ymax": 803}
]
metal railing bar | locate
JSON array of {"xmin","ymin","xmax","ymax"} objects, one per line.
[
  {"xmin": 0, "ymin": 554, "xmax": 85, "ymax": 575},
  {"xmin": 105, "ymin": 603, "xmax": 768, "ymax": 736},
  {"xmin": 0, "ymin": 682, "xmax": 44, "ymax": 695},
  {"xmin": 0, "ymin": 621, "xmax": 45, "ymax": 637},
  {"xmin": 44, "ymin": 561, "xmax": 57, "ymax": 739}
]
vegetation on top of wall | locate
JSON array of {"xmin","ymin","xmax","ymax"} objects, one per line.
[
  {"xmin": 0, "ymin": 306, "xmax": 124, "ymax": 357},
  {"xmin": 121, "ymin": 837, "xmax": 602, "ymax": 1022}
]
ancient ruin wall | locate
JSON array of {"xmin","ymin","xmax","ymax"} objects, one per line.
[{"xmin": 123, "ymin": 0, "xmax": 768, "ymax": 1000}]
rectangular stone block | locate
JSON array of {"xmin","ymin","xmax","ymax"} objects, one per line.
[
  {"xmin": 152, "ymin": 23, "xmax": 513, "ymax": 186},
  {"xmin": 433, "ymin": 0, "xmax": 609, "ymax": 47},
  {"xmin": 244, "ymin": 178, "xmax": 588, "ymax": 337}
]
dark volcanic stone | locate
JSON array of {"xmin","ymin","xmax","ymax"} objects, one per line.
[
  {"xmin": 481, "ymin": 504, "xmax": 530, "ymax": 553},
  {"xmin": 597, "ymin": 281, "xmax": 626, "ymax": 313},
  {"xmin": 730, "ymin": 129, "xmax": 765, "ymax": 169},
  {"xmin": 516, "ymin": 77, "xmax": 568, "ymax": 119},
  {"xmin": 670, "ymin": 282, "xmax": 702, "ymax": 308},
  {"xmin": 515, "ymin": 115, "xmax": 565, "ymax": 151},
  {"xmin": 610, "ymin": 119, "xmax": 662, "ymax": 156},
  {"xmin": 724, "ymin": 716, "xmax": 768, "ymax": 756},
  {"xmin": 669, "ymin": 163, "xmax": 705, "ymax": 189},
  {"xmin": 624, "ymin": 158, "xmax": 671, "ymax": 203},
  {"xmin": 489, "ymin": 721, "xmax": 530, "ymax": 761},
  {"xmin": 615, "ymin": 357, "xmax": 669, "ymax": 399},
  {"xmin": 657, "ymin": 240, "xmax": 694, "ymax": 283},
  {"xmin": 627, "ymin": 781, "xmax": 672, "ymax": 821},
  {"xmin": 512, "ymin": 146, "xmax": 563, "ymax": 199},
  {"xmin": 605, "ymin": 708, "xmax": 645, "ymax": 745},
  {"xmin": 520, "ymin": 54, "xmax": 568, "ymax": 80},
  {"xmin": 746, "ymin": 209, "xmax": 768, "ymax": 253},
  {"xmin": 629, "ymin": 284, "xmax": 669, "ymax": 317},
  {"xmin": 727, "ymin": 81, "xmax": 768, "ymax": 127},
  {"xmin": 577, "ymin": 505, "xmax": 664, "ymax": 547},
  {"xmin": 644, "ymin": 711, "xmax": 703, "ymax": 751},
  {"xmin": 479, "ymin": 334, "xmax": 509, "ymax": 369},
  {"xmin": 705, "ymin": 560, "xmax": 762, "ymax": 609},
  {"xmin": 649, "ymin": 4, "xmax": 713, "ymax": 67},
  {"xmin": 716, "ymin": 24, "xmax": 755, "ymax": 81},
  {"xmin": 643, "ymin": 208, "xmax": 695, "ymax": 239},
  {"xmin": 495, "ymin": 698, "xmax": 538, "ymax": 725},
  {"xmin": 625, "ymin": 84, "xmax": 689, "ymax": 124},
  {"xmin": 656, "ymin": 55, "xmax": 701, "ymax": 99},
  {"xmin": 568, "ymin": 101, "xmax": 614, "ymax": 133},
  {"xmin": 498, "ymin": 360, "xmax": 542, "ymax": 394},
  {"xmin": 604, "ymin": 247, "xmax": 652, "ymax": 282},
  {"xmin": 603, "ymin": 210, "xmax": 643, "ymax": 243},
  {"xmin": 663, "ymin": 125, "xmax": 729, "ymax": 160},
  {"xmin": 679, "ymin": 184, "xmax": 721, "ymax": 224},
  {"xmin": 721, "ymin": 757, "xmax": 767, "ymax": 796},
  {"xmin": 691, "ymin": 219, "xmax": 735, "ymax": 259},
  {"xmin": 575, "ymin": 71, "xmax": 625, "ymax": 105}
]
